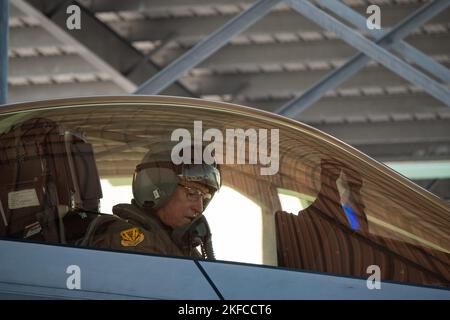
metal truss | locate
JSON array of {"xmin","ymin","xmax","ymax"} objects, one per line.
[
  {"xmin": 134, "ymin": 0, "xmax": 449, "ymax": 115},
  {"xmin": 320, "ymin": 0, "xmax": 450, "ymax": 84},
  {"xmin": 4, "ymin": 0, "xmax": 450, "ymax": 113},
  {"xmin": 277, "ymin": 0, "xmax": 450, "ymax": 117},
  {"xmin": 134, "ymin": 0, "xmax": 284, "ymax": 94},
  {"xmin": 12, "ymin": 0, "xmax": 196, "ymax": 96}
]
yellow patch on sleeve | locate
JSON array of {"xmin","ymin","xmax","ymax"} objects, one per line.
[{"xmin": 120, "ymin": 227, "xmax": 145, "ymax": 247}]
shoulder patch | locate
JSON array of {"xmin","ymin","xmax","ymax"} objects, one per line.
[{"xmin": 120, "ymin": 227, "xmax": 145, "ymax": 247}]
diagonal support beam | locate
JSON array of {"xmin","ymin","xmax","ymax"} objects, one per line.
[
  {"xmin": 320, "ymin": 0, "xmax": 450, "ymax": 84},
  {"xmin": 0, "ymin": 0, "xmax": 9, "ymax": 105},
  {"xmin": 18, "ymin": 0, "xmax": 195, "ymax": 96},
  {"xmin": 13, "ymin": 0, "xmax": 135, "ymax": 93},
  {"xmin": 135, "ymin": 0, "xmax": 284, "ymax": 95},
  {"xmin": 278, "ymin": 0, "xmax": 450, "ymax": 118}
]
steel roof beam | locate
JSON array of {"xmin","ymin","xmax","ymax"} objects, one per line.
[
  {"xmin": 11, "ymin": 0, "xmax": 136, "ymax": 93},
  {"xmin": 77, "ymin": 0, "xmax": 252, "ymax": 13},
  {"xmin": 9, "ymin": 54, "xmax": 97, "ymax": 77},
  {"xmin": 315, "ymin": 119, "xmax": 450, "ymax": 146},
  {"xmin": 15, "ymin": 0, "xmax": 195, "ymax": 96},
  {"xmin": 9, "ymin": 26, "xmax": 63, "ymax": 49},
  {"xmin": 187, "ymin": 67, "xmax": 420, "ymax": 97},
  {"xmin": 236, "ymin": 93, "xmax": 448, "ymax": 119},
  {"xmin": 277, "ymin": 0, "xmax": 450, "ymax": 117},
  {"xmin": 0, "ymin": 0, "xmax": 9, "ymax": 104},
  {"xmin": 8, "ymin": 81, "xmax": 125, "ymax": 102},
  {"xmin": 115, "ymin": 11, "xmax": 322, "ymax": 44},
  {"xmin": 111, "ymin": 5, "xmax": 450, "ymax": 44},
  {"xmin": 320, "ymin": 0, "xmax": 450, "ymax": 84},
  {"xmin": 9, "ymin": 3, "xmax": 24, "ymax": 18},
  {"xmin": 151, "ymin": 34, "xmax": 450, "ymax": 70},
  {"xmin": 135, "ymin": 0, "xmax": 284, "ymax": 94},
  {"xmin": 358, "ymin": 142, "xmax": 450, "ymax": 162}
]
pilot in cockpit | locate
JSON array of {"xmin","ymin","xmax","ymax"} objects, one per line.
[{"xmin": 82, "ymin": 146, "xmax": 221, "ymax": 260}]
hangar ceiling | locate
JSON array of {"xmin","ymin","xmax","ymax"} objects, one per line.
[{"xmin": 5, "ymin": 0, "xmax": 450, "ymax": 199}]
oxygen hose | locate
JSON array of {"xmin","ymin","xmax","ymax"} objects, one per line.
[{"xmin": 203, "ymin": 237, "xmax": 215, "ymax": 260}]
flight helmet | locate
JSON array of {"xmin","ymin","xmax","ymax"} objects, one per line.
[{"xmin": 132, "ymin": 143, "xmax": 221, "ymax": 210}]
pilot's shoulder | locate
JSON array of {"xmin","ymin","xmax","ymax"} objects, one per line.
[
  {"xmin": 93, "ymin": 213, "xmax": 133, "ymax": 234},
  {"xmin": 89, "ymin": 217, "xmax": 146, "ymax": 248},
  {"xmin": 116, "ymin": 225, "xmax": 147, "ymax": 248},
  {"xmin": 88, "ymin": 211, "xmax": 167, "ymax": 252}
]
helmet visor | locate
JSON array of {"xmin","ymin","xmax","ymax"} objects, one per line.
[{"xmin": 180, "ymin": 164, "xmax": 221, "ymax": 192}]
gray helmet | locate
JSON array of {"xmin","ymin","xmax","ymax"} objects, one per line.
[{"xmin": 132, "ymin": 145, "xmax": 221, "ymax": 210}]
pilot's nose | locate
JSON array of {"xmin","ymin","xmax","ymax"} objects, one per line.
[{"xmin": 192, "ymin": 196, "xmax": 203, "ymax": 213}]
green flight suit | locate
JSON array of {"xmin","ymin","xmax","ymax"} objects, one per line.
[{"xmin": 81, "ymin": 202, "xmax": 201, "ymax": 258}]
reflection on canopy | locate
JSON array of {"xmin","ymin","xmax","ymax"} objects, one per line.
[{"xmin": 0, "ymin": 100, "xmax": 448, "ymax": 288}]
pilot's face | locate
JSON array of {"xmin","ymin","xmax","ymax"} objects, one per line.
[{"xmin": 156, "ymin": 181, "xmax": 209, "ymax": 229}]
